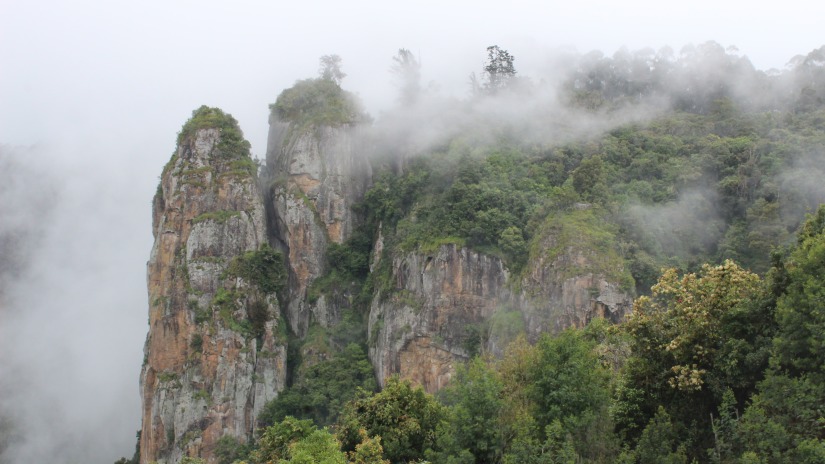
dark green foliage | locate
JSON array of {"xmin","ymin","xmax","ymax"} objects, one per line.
[
  {"xmin": 358, "ymin": 93, "xmax": 825, "ymax": 282},
  {"xmin": 633, "ymin": 408, "xmax": 688, "ymax": 464},
  {"xmin": 539, "ymin": 421, "xmax": 579, "ymax": 464},
  {"xmin": 616, "ymin": 261, "xmax": 770, "ymax": 460},
  {"xmin": 227, "ymin": 244, "xmax": 287, "ymax": 296},
  {"xmin": 258, "ymin": 344, "xmax": 377, "ymax": 427},
  {"xmin": 363, "ymin": 148, "xmax": 557, "ymax": 273},
  {"xmin": 530, "ymin": 329, "xmax": 617, "ymax": 462},
  {"xmin": 177, "ymin": 105, "xmax": 251, "ymax": 159},
  {"xmin": 189, "ymin": 333, "xmax": 203, "ymax": 353},
  {"xmin": 571, "ymin": 156, "xmax": 607, "ymax": 201},
  {"xmin": 773, "ymin": 206, "xmax": 825, "ymax": 375},
  {"xmin": 326, "ymin": 241, "xmax": 370, "ymax": 280},
  {"xmin": 337, "ymin": 376, "xmax": 445, "ymax": 463},
  {"xmin": 272, "ymin": 78, "xmax": 367, "ymax": 128},
  {"xmin": 431, "ymin": 358, "xmax": 505, "ymax": 463},
  {"xmin": 214, "ymin": 435, "xmax": 251, "ymax": 464},
  {"xmin": 734, "ymin": 206, "xmax": 825, "ymax": 461},
  {"xmin": 250, "ymin": 416, "xmax": 316, "ymax": 463}
]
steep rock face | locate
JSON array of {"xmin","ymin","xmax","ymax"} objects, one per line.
[
  {"xmin": 368, "ymin": 244, "xmax": 510, "ymax": 393},
  {"xmin": 266, "ymin": 118, "xmax": 371, "ymax": 336},
  {"xmin": 368, "ymin": 210, "xmax": 634, "ymax": 392},
  {"xmin": 519, "ymin": 208, "xmax": 634, "ymax": 339},
  {"xmin": 141, "ymin": 123, "xmax": 286, "ymax": 463}
]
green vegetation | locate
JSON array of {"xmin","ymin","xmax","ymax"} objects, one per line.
[
  {"xmin": 226, "ymin": 244, "xmax": 287, "ymax": 296},
  {"xmin": 189, "ymin": 333, "xmax": 203, "ymax": 353},
  {"xmin": 189, "ymin": 246, "xmax": 286, "ymax": 345},
  {"xmin": 272, "ymin": 78, "xmax": 367, "ymax": 129},
  {"xmin": 337, "ymin": 376, "xmax": 445, "ymax": 463},
  {"xmin": 156, "ymin": 372, "xmax": 179, "ymax": 384},
  {"xmin": 225, "ymin": 209, "xmax": 825, "ymax": 463},
  {"xmin": 141, "ymin": 46, "xmax": 825, "ymax": 464},
  {"xmin": 177, "ymin": 105, "xmax": 251, "ymax": 160},
  {"xmin": 192, "ymin": 210, "xmax": 241, "ymax": 224},
  {"xmin": 258, "ymin": 344, "xmax": 377, "ymax": 427},
  {"xmin": 214, "ymin": 435, "xmax": 251, "ymax": 464}
]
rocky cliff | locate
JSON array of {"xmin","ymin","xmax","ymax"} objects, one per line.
[
  {"xmin": 367, "ymin": 208, "xmax": 634, "ymax": 391},
  {"xmin": 138, "ymin": 103, "xmax": 635, "ymax": 460},
  {"xmin": 518, "ymin": 207, "xmax": 634, "ymax": 339},
  {"xmin": 140, "ymin": 108, "xmax": 287, "ymax": 463},
  {"xmin": 368, "ymin": 244, "xmax": 510, "ymax": 393},
  {"xmin": 266, "ymin": 117, "xmax": 371, "ymax": 336}
]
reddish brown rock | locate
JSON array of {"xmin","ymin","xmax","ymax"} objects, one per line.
[{"xmin": 140, "ymin": 116, "xmax": 286, "ymax": 463}]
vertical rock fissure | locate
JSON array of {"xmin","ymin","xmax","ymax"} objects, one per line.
[{"xmin": 141, "ymin": 108, "xmax": 287, "ymax": 463}]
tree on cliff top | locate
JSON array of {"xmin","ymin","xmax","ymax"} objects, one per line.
[
  {"xmin": 391, "ymin": 48, "xmax": 421, "ymax": 105},
  {"xmin": 483, "ymin": 45, "xmax": 517, "ymax": 94},
  {"xmin": 319, "ymin": 54, "xmax": 346, "ymax": 85},
  {"xmin": 272, "ymin": 55, "xmax": 369, "ymax": 128}
]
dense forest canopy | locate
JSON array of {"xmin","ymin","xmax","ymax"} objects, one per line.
[{"xmin": 115, "ymin": 43, "xmax": 825, "ymax": 464}]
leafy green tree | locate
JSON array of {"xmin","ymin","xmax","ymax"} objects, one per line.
[
  {"xmin": 337, "ymin": 376, "xmax": 445, "ymax": 463},
  {"xmin": 483, "ymin": 45, "xmax": 516, "ymax": 93},
  {"xmin": 617, "ymin": 260, "xmax": 767, "ymax": 460},
  {"xmin": 348, "ymin": 430, "xmax": 390, "ymax": 464},
  {"xmin": 284, "ymin": 429, "xmax": 347, "ymax": 464},
  {"xmin": 571, "ymin": 156, "xmax": 607, "ymax": 202},
  {"xmin": 432, "ymin": 357, "xmax": 505, "ymax": 463},
  {"xmin": 497, "ymin": 337, "xmax": 543, "ymax": 464},
  {"xmin": 539, "ymin": 420, "xmax": 579, "ymax": 464},
  {"xmin": 258, "ymin": 344, "xmax": 377, "ymax": 427},
  {"xmin": 736, "ymin": 206, "xmax": 825, "ymax": 461},
  {"xmin": 498, "ymin": 226, "xmax": 527, "ymax": 268},
  {"xmin": 250, "ymin": 416, "xmax": 316, "ymax": 463},
  {"xmin": 319, "ymin": 54, "xmax": 346, "ymax": 84},
  {"xmin": 634, "ymin": 407, "xmax": 688, "ymax": 464},
  {"xmin": 530, "ymin": 329, "xmax": 617, "ymax": 462},
  {"xmin": 772, "ymin": 206, "xmax": 825, "ymax": 375},
  {"xmin": 391, "ymin": 48, "xmax": 421, "ymax": 105},
  {"xmin": 215, "ymin": 435, "xmax": 251, "ymax": 464}
]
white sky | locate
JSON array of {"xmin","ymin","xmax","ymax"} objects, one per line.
[{"xmin": 0, "ymin": 0, "xmax": 823, "ymax": 461}]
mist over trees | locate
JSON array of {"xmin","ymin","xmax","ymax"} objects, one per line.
[
  {"xmin": 19, "ymin": 40, "xmax": 807, "ymax": 463},
  {"xmin": 391, "ymin": 49, "xmax": 421, "ymax": 106}
]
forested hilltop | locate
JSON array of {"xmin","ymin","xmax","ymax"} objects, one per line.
[{"xmin": 129, "ymin": 43, "xmax": 825, "ymax": 464}]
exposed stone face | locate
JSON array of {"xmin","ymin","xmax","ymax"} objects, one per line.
[
  {"xmin": 368, "ymin": 234, "xmax": 633, "ymax": 392},
  {"xmin": 266, "ymin": 118, "xmax": 371, "ymax": 336},
  {"xmin": 368, "ymin": 244, "xmax": 510, "ymax": 393},
  {"xmin": 518, "ymin": 227, "xmax": 634, "ymax": 340},
  {"xmin": 141, "ymin": 127, "xmax": 286, "ymax": 464}
]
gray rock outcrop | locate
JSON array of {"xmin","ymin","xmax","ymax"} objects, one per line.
[
  {"xmin": 266, "ymin": 118, "xmax": 371, "ymax": 336},
  {"xmin": 141, "ymin": 120, "xmax": 286, "ymax": 463}
]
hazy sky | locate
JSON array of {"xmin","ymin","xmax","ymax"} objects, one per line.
[{"xmin": 1, "ymin": 0, "xmax": 823, "ymax": 461}]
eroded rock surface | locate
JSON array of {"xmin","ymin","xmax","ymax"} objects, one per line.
[
  {"xmin": 141, "ymin": 123, "xmax": 286, "ymax": 463},
  {"xmin": 266, "ymin": 119, "xmax": 371, "ymax": 336},
  {"xmin": 518, "ymin": 212, "xmax": 634, "ymax": 339},
  {"xmin": 368, "ymin": 215, "xmax": 634, "ymax": 392},
  {"xmin": 368, "ymin": 244, "xmax": 510, "ymax": 393}
]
